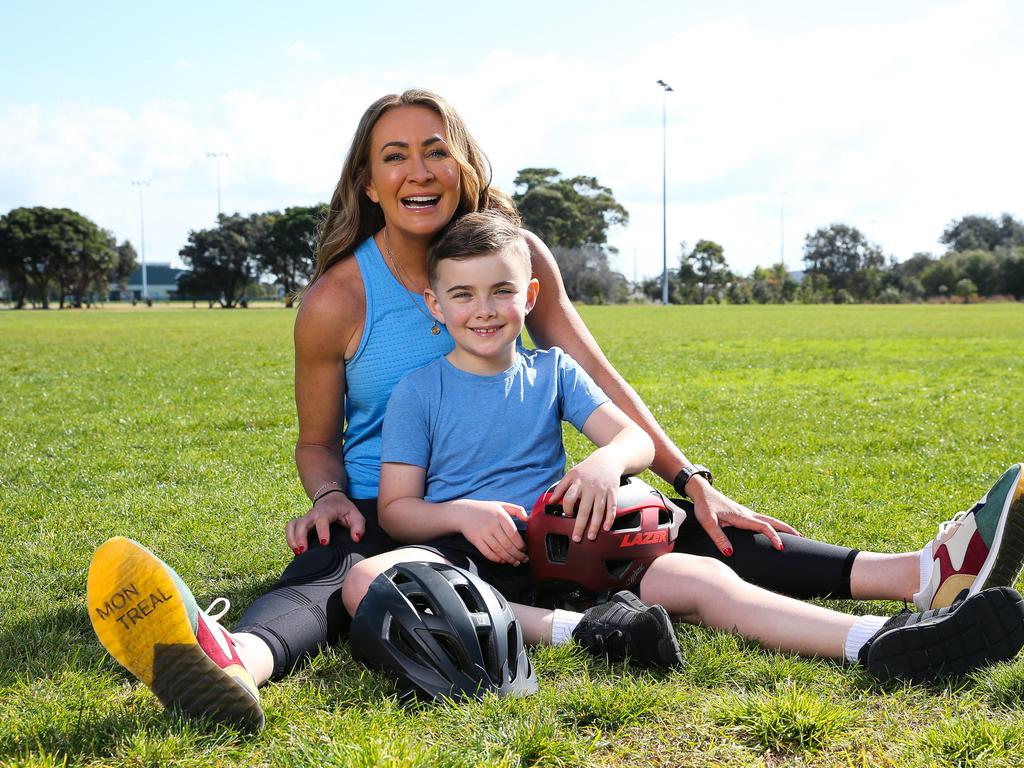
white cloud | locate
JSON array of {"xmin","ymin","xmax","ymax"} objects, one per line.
[{"xmin": 1, "ymin": 0, "xmax": 1020, "ymax": 275}]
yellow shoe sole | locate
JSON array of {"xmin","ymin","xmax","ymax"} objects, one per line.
[{"xmin": 87, "ymin": 536, "xmax": 264, "ymax": 731}]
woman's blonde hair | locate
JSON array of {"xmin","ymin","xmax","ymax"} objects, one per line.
[{"xmin": 309, "ymin": 89, "xmax": 520, "ymax": 288}]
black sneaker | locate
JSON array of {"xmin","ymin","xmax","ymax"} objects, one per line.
[
  {"xmin": 572, "ymin": 590, "xmax": 683, "ymax": 669},
  {"xmin": 859, "ymin": 586, "xmax": 1024, "ymax": 683}
]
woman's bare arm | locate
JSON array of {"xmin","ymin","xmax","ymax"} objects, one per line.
[{"xmin": 285, "ymin": 262, "xmax": 368, "ymax": 552}]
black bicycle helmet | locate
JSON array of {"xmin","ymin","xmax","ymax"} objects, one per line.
[{"xmin": 349, "ymin": 561, "xmax": 538, "ymax": 701}]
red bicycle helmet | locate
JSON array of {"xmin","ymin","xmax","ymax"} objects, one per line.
[{"xmin": 526, "ymin": 476, "xmax": 683, "ymax": 595}]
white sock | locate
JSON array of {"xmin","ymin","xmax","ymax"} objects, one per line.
[
  {"xmin": 843, "ymin": 615, "xmax": 889, "ymax": 663},
  {"xmin": 551, "ymin": 609, "xmax": 584, "ymax": 645},
  {"xmin": 911, "ymin": 543, "xmax": 935, "ymax": 610}
]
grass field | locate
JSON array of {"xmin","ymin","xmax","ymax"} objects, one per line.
[{"xmin": 2, "ymin": 303, "xmax": 1024, "ymax": 767}]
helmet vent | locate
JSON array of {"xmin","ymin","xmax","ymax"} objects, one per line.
[
  {"xmin": 391, "ymin": 622, "xmax": 418, "ymax": 658},
  {"xmin": 658, "ymin": 507, "xmax": 672, "ymax": 526},
  {"xmin": 435, "ymin": 632, "xmax": 467, "ymax": 669},
  {"xmin": 455, "ymin": 583, "xmax": 481, "ymax": 613},
  {"xmin": 545, "ymin": 534, "xmax": 570, "ymax": 563},
  {"xmin": 409, "ymin": 593, "xmax": 437, "ymax": 616},
  {"xmin": 479, "ymin": 627, "xmax": 498, "ymax": 677},
  {"xmin": 506, "ymin": 624, "xmax": 519, "ymax": 680},
  {"xmin": 610, "ymin": 511, "xmax": 642, "ymax": 531}
]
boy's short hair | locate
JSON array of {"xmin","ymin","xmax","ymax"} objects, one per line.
[{"xmin": 428, "ymin": 211, "xmax": 530, "ymax": 286}]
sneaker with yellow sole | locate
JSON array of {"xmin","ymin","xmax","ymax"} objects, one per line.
[{"xmin": 87, "ymin": 536, "xmax": 264, "ymax": 731}]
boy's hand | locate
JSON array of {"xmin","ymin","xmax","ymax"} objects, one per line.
[
  {"xmin": 285, "ymin": 492, "xmax": 366, "ymax": 554},
  {"xmin": 550, "ymin": 447, "xmax": 622, "ymax": 543},
  {"xmin": 454, "ymin": 499, "xmax": 530, "ymax": 565}
]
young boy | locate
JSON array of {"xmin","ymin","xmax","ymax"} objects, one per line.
[
  {"xmin": 342, "ymin": 210, "xmax": 1024, "ymax": 683},
  {"xmin": 341, "ymin": 210, "xmax": 680, "ymax": 665}
]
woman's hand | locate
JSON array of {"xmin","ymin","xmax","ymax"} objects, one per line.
[
  {"xmin": 285, "ymin": 492, "xmax": 366, "ymax": 554},
  {"xmin": 688, "ymin": 479, "xmax": 801, "ymax": 556},
  {"xmin": 453, "ymin": 499, "xmax": 530, "ymax": 565},
  {"xmin": 549, "ymin": 447, "xmax": 622, "ymax": 544}
]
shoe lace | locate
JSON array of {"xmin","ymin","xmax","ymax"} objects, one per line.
[
  {"xmin": 204, "ymin": 597, "xmax": 231, "ymax": 622},
  {"xmin": 936, "ymin": 509, "xmax": 968, "ymax": 539},
  {"xmin": 584, "ymin": 629, "xmax": 627, "ymax": 656}
]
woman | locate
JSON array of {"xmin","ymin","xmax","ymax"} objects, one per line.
[{"xmin": 87, "ymin": 89, "xmax": 1024, "ymax": 730}]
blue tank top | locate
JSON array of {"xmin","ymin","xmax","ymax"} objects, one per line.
[{"xmin": 344, "ymin": 236, "xmax": 454, "ymax": 498}]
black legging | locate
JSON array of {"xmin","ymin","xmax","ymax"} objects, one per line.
[{"xmin": 234, "ymin": 498, "xmax": 858, "ymax": 679}]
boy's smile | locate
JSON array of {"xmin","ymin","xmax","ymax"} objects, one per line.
[{"xmin": 424, "ymin": 249, "xmax": 539, "ymax": 376}]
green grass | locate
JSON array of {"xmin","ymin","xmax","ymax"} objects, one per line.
[{"xmin": 2, "ymin": 303, "xmax": 1024, "ymax": 767}]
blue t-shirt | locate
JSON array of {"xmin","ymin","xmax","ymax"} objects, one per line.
[{"xmin": 380, "ymin": 347, "xmax": 609, "ymax": 519}]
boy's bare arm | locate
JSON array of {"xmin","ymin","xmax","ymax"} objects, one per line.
[
  {"xmin": 549, "ymin": 403, "xmax": 655, "ymax": 544},
  {"xmin": 378, "ymin": 462, "xmax": 530, "ymax": 565}
]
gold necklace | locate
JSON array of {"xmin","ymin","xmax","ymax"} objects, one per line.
[{"xmin": 383, "ymin": 229, "xmax": 441, "ymax": 335}]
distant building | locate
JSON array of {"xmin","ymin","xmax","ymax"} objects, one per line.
[{"xmin": 108, "ymin": 263, "xmax": 190, "ymax": 301}]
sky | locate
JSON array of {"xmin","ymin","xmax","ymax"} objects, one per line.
[{"xmin": 2, "ymin": 0, "xmax": 1021, "ymax": 279}]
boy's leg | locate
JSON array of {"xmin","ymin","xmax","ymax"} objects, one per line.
[
  {"xmin": 341, "ymin": 547, "xmax": 449, "ymax": 618},
  {"xmin": 641, "ymin": 552, "xmax": 857, "ymax": 658},
  {"xmin": 639, "ymin": 552, "xmax": 1024, "ymax": 680},
  {"xmin": 403, "ymin": 536, "xmax": 683, "ymax": 667}
]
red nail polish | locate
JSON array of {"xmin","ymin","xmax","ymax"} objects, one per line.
[
  {"xmin": 320, "ymin": 538, "xmax": 327, "ymax": 545},
  {"xmin": 299, "ymin": 545, "xmax": 306, "ymax": 553},
  {"xmin": 291, "ymin": 547, "xmax": 299, "ymax": 555},
  {"xmin": 724, "ymin": 547, "xmax": 734, "ymax": 557},
  {"xmin": 778, "ymin": 542, "xmax": 785, "ymax": 551}
]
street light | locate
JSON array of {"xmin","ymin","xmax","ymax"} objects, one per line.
[
  {"xmin": 130, "ymin": 180, "xmax": 150, "ymax": 302},
  {"xmin": 206, "ymin": 151, "xmax": 229, "ymax": 218},
  {"xmin": 780, "ymin": 190, "xmax": 786, "ymax": 268},
  {"xmin": 656, "ymin": 79, "xmax": 674, "ymax": 305}
]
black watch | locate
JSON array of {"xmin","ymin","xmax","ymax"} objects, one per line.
[{"xmin": 673, "ymin": 464, "xmax": 713, "ymax": 497}]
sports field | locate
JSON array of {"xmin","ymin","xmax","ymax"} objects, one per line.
[{"xmin": 2, "ymin": 303, "xmax": 1024, "ymax": 767}]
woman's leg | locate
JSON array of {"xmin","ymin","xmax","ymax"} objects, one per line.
[
  {"xmin": 672, "ymin": 498, "xmax": 901, "ymax": 601},
  {"xmin": 231, "ymin": 499, "xmax": 396, "ymax": 683},
  {"xmin": 672, "ymin": 465, "xmax": 1024, "ymax": 607}
]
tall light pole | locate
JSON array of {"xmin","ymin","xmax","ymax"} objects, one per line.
[
  {"xmin": 780, "ymin": 190, "xmax": 786, "ymax": 268},
  {"xmin": 206, "ymin": 151, "xmax": 228, "ymax": 218},
  {"xmin": 656, "ymin": 80, "xmax": 674, "ymax": 305},
  {"xmin": 130, "ymin": 180, "xmax": 150, "ymax": 302}
]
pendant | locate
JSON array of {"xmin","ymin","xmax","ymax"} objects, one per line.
[{"xmin": 431, "ymin": 324, "xmax": 441, "ymax": 335}]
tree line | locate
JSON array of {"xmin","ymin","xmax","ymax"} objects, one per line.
[
  {"xmin": 0, "ymin": 207, "xmax": 137, "ymax": 308},
  {"xmin": 641, "ymin": 214, "xmax": 1024, "ymax": 305},
  {"xmin": 3, "ymin": 169, "xmax": 1022, "ymax": 308}
]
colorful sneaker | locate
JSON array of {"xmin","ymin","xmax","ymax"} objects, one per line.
[
  {"xmin": 860, "ymin": 586, "xmax": 1024, "ymax": 683},
  {"xmin": 87, "ymin": 537, "xmax": 264, "ymax": 731},
  {"xmin": 914, "ymin": 464, "xmax": 1024, "ymax": 611},
  {"xmin": 572, "ymin": 590, "xmax": 684, "ymax": 669}
]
